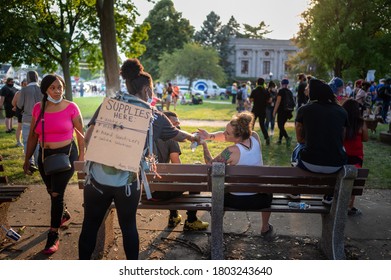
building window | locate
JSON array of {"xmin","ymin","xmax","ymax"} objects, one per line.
[
  {"xmin": 263, "ymin": 61, "xmax": 271, "ymax": 75},
  {"xmin": 284, "ymin": 61, "xmax": 290, "ymax": 72},
  {"xmin": 265, "ymin": 51, "xmax": 270, "ymax": 56},
  {"xmin": 241, "ymin": 60, "xmax": 249, "ymax": 75},
  {"xmin": 243, "ymin": 50, "xmax": 248, "ymax": 56}
]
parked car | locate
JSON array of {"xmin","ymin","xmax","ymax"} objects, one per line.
[
  {"xmin": 192, "ymin": 79, "xmax": 225, "ymax": 99},
  {"xmin": 178, "ymin": 86, "xmax": 204, "ymax": 97}
]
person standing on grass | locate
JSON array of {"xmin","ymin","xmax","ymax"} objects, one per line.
[
  {"xmin": 198, "ymin": 112, "xmax": 275, "ymax": 241},
  {"xmin": 0, "ymin": 77, "xmax": 17, "ymax": 133},
  {"xmin": 273, "ymin": 79, "xmax": 294, "ymax": 146},
  {"xmin": 342, "ymin": 99, "xmax": 368, "ymax": 216},
  {"xmin": 17, "ymin": 71, "xmax": 43, "ymax": 171},
  {"xmin": 23, "ymin": 74, "xmax": 85, "ymax": 255},
  {"xmin": 12, "ymin": 79, "xmax": 27, "ymax": 147},
  {"xmin": 265, "ymin": 80, "xmax": 277, "ymax": 136},
  {"xmin": 250, "ymin": 78, "xmax": 271, "ymax": 145}
]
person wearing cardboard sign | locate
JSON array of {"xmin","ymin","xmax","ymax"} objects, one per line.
[
  {"xmin": 23, "ymin": 74, "xmax": 85, "ymax": 255},
  {"xmin": 79, "ymin": 58, "xmax": 200, "ymax": 260}
]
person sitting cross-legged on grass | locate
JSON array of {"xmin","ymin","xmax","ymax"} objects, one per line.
[{"xmin": 198, "ymin": 111, "xmax": 275, "ymax": 241}]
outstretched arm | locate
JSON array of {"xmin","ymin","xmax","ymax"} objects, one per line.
[{"xmin": 198, "ymin": 128, "xmax": 225, "ymax": 141}]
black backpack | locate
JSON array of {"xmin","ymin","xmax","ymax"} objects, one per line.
[
  {"xmin": 282, "ymin": 88, "xmax": 295, "ymax": 111},
  {"xmin": 378, "ymin": 85, "xmax": 390, "ymax": 99},
  {"xmin": 236, "ymin": 89, "xmax": 243, "ymax": 100}
]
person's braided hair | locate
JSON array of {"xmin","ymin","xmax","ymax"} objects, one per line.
[
  {"xmin": 230, "ymin": 112, "xmax": 254, "ymax": 140},
  {"xmin": 120, "ymin": 58, "xmax": 153, "ymax": 95}
]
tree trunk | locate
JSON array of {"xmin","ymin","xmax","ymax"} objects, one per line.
[
  {"xmin": 96, "ymin": 0, "xmax": 120, "ymax": 97},
  {"xmin": 61, "ymin": 51, "xmax": 73, "ymax": 101}
]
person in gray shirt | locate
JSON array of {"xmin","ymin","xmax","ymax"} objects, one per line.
[{"xmin": 17, "ymin": 71, "xmax": 42, "ymax": 170}]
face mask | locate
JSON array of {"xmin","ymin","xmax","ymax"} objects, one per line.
[{"xmin": 47, "ymin": 95, "xmax": 63, "ymax": 104}]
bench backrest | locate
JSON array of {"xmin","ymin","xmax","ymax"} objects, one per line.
[
  {"xmin": 74, "ymin": 161, "xmax": 368, "ymax": 196},
  {"xmin": 224, "ymin": 165, "xmax": 368, "ymax": 196}
]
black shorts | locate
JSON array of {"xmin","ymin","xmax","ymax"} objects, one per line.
[
  {"xmin": 224, "ymin": 193, "xmax": 272, "ymax": 210},
  {"xmin": 4, "ymin": 107, "xmax": 15, "ymax": 118}
]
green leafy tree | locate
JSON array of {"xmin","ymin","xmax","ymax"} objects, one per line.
[
  {"xmin": 0, "ymin": 0, "xmax": 148, "ymax": 99},
  {"xmin": 292, "ymin": 0, "xmax": 391, "ymax": 80},
  {"xmin": 240, "ymin": 21, "xmax": 271, "ymax": 39},
  {"xmin": 0, "ymin": 0, "xmax": 98, "ymax": 100},
  {"xmin": 195, "ymin": 13, "xmax": 242, "ymax": 81},
  {"xmin": 159, "ymin": 43, "xmax": 225, "ymax": 88},
  {"xmin": 140, "ymin": 0, "xmax": 194, "ymax": 79},
  {"xmin": 194, "ymin": 11, "xmax": 222, "ymax": 47}
]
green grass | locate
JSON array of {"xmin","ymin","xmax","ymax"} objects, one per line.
[{"xmin": 1, "ymin": 101, "xmax": 390, "ymax": 189}]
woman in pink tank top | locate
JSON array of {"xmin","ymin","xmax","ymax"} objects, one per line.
[{"xmin": 23, "ymin": 74, "xmax": 85, "ymax": 255}]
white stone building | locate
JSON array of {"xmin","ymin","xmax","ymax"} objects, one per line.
[{"xmin": 229, "ymin": 38, "xmax": 299, "ymax": 82}]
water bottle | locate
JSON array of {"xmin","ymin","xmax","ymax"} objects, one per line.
[
  {"xmin": 190, "ymin": 133, "xmax": 199, "ymax": 152},
  {"xmin": 288, "ymin": 202, "xmax": 310, "ymax": 209}
]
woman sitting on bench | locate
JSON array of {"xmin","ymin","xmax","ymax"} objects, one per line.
[{"xmin": 198, "ymin": 112, "xmax": 275, "ymax": 241}]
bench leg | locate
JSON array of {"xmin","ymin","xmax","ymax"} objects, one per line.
[
  {"xmin": 321, "ymin": 165, "xmax": 357, "ymax": 260},
  {"xmin": 211, "ymin": 162, "xmax": 226, "ymax": 260},
  {"xmin": 91, "ymin": 208, "xmax": 115, "ymax": 260}
]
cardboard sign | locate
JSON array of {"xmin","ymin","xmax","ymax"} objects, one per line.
[{"xmin": 85, "ymin": 97, "xmax": 152, "ymax": 172}]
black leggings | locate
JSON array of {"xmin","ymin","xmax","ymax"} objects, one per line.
[
  {"xmin": 38, "ymin": 142, "xmax": 78, "ymax": 228},
  {"xmin": 277, "ymin": 111, "xmax": 290, "ymax": 140},
  {"xmin": 252, "ymin": 112, "xmax": 269, "ymax": 140},
  {"xmin": 78, "ymin": 179, "xmax": 141, "ymax": 260}
]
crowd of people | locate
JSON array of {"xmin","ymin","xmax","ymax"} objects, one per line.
[{"xmin": 1, "ymin": 62, "xmax": 388, "ymax": 259}]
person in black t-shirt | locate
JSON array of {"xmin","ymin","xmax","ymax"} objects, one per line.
[
  {"xmin": 152, "ymin": 111, "xmax": 209, "ymax": 231},
  {"xmin": 250, "ymin": 78, "xmax": 271, "ymax": 145},
  {"xmin": 0, "ymin": 78, "xmax": 17, "ymax": 133}
]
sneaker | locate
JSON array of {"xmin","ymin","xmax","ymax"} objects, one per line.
[
  {"xmin": 322, "ymin": 195, "xmax": 333, "ymax": 205},
  {"xmin": 348, "ymin": 207, "xmax": 362, "ymax": 216},
  {"xmin": 60, "ymin": 209, "xmax": 71, "ymax": 226},
  {"xmin": 168, "ymin": 214, "xmax": 182, "ymax": 227},
  {"xmin": 261, "ymin": 224, "xmax": 276, "ymax": 241},
  {"xmin": 42, "ymin": 231, "xmax": 59, "ymax": 254},
  {"xmin": 287, "ymin": 194, "xmax": 301, "ymax": 199},
  {"xmin": 16, "ymin": 142, "xmax": 23, "ymax": 147},
  {"xmin": 183, "ymin": 219, "xmax": 209, "ymax": 231},
  {"xmin": 265, "ymin": 138, "xmax": 270, "ymax": 145}
]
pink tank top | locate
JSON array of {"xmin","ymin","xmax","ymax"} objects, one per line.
[{"xmin": 33, "ymin": 102, "xmax": 80, "ymax": 142}]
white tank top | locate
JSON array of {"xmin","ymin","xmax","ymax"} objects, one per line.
[
  {"xmin": 232, "ymin": 136, "xmax": 263, "ymax": 195},
  {"xmin": 236, "ymin": 136, "xmax": 263, "ymax": 166}
]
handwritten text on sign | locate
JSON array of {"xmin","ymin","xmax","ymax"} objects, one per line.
[{"xmin": 85, "ymin": 98, "xmax": 152, "ymax": 172}]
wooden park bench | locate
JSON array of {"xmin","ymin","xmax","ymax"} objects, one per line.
[
  {"xmin": 0, "ymin": 156, "xmax": 28, "ymax": 240},
  {"xmin": 74, "ymin": 161, "xmax": 368, "ymax": 260}
]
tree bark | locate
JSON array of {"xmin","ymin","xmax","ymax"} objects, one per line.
[
  {"xmin": 61, "ymin": 50, "xmax": 73, "ymax": 101},
  {"xmin": 96, "ymin": 0, "xmax": 120, "ymax": 97}
]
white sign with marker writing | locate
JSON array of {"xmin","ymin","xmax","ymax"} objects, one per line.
[{"xmin": 85, "ymin": 97, "xmax": 152, "ymax": 172}]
